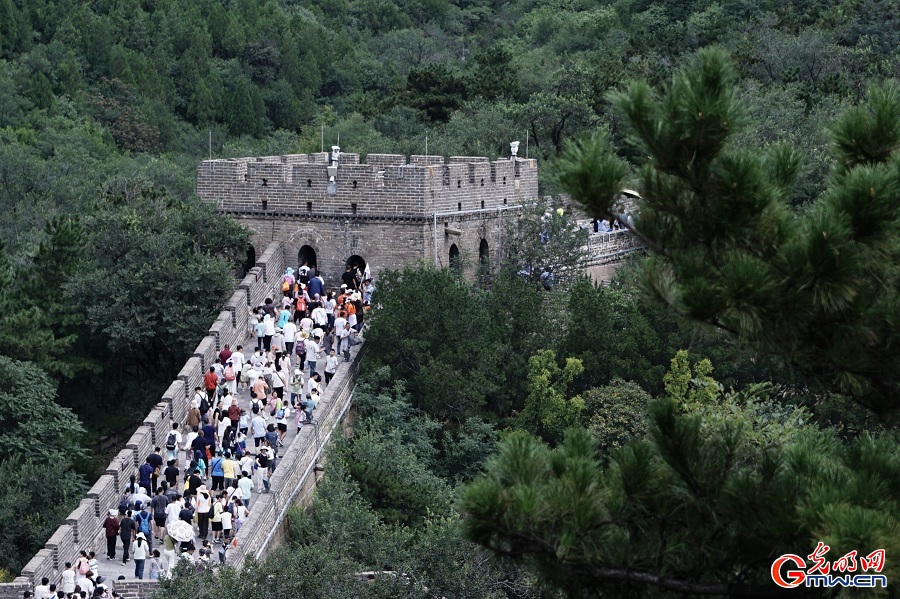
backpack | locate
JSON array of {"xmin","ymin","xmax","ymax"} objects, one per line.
[
  {"xmin": 276, "ymin": 408, "xmax": 285, "ymax": 419},
  {"xmin": 225, "ymin": 366, "xmax": 235, "ymax": 381},
  {"xmin": 166, "ymin": 432, "xmax": 177, "ymax": 450},
  {"xmin": 282, "ymin": 279, "xmax": 290, "ymax": 292},
  {"xmin": 136, "ymin": 511, "xmax": 152, "ymax": 534},
  {"xmin": 200, "ymin": 397, "xmax": 210, "ymax": 414},
  {"xmin": 296, "ymin": 296, "xmax": 306, "ymax": 312},
  {"xmin": 77, "ymin": 558, "xmax": 90, "ymax": 575},
  {"xmin": 118, "ymin": 495, "xmax": 133, "ymax": 514}
]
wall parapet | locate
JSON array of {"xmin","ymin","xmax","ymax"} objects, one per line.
[
  {"xmin": 197, "ymin": 153, "xmax": 539, "ymax": 219},
  {"xmin": 1, "ymin": 241, "xmax": 285, "ymax": 598}
]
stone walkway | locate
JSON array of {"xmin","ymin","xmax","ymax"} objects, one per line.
[{"xmin": 93, "ymin": 336, "xmax": 320, "ymax": 582}]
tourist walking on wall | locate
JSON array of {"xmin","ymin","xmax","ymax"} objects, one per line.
[
  {"xmin": 60, "ymin": 563, "xmax": 75, "ymax": 595},
  {"xmin": 203, "ymin": 366, "xmax": 218, "ymax": 404},
  {"xmin": 119, "ymin": 510, "xmax": 136, "ymax": 564},
  {"xmin": 132, "ymin": 533, "xmax": 149, "ymax": 579},
  {"xmin": 103, "ymin": 510, "xmax": 119, "ymax": 560}
]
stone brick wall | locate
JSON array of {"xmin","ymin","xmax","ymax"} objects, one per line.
[
  {"xmin": 0, "ymin": 241, "xmax": 285, "ymax": 599},
  {"xmin": 197, "ymin": 153, "xmax": 539, "ymax": 281},
  {"xmin": 228, "ymin": 216, "xmax": 429, "ymax": 284}
]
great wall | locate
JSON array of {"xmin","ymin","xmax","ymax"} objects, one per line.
[{"xmin": 1, "ymin": 151, "xmax": 642, "ymax": 599}]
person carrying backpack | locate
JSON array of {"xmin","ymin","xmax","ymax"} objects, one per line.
[
  {"xmin": 164, "ymin": 424, "xmax": 181, "ymax": 462},
  {"xmin": 133, "ymin": 504, "xmax": 154, "ymax": 550}
]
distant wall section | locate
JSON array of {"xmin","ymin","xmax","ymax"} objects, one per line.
[{"xmin": 197, "ymin": 153, "xmax": 539, "ymax": 280}]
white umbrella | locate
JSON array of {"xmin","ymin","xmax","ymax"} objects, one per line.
[{"xmin": 167, "ymin": 520, "xmax": 195, "ymax": 543}]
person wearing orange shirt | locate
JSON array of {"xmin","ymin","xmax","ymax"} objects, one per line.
[{"xmin": 203, "ymin": 367, "xmax": 218, "ymax": 404}]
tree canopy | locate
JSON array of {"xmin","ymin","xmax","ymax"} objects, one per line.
[{"xmin": 557, "ymin": 48, "xmax": 900, "ymax": 414}]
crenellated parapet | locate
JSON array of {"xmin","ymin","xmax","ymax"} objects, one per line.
[{"xmin": 196, "ymin": 152, "xmax": 539, "ymax": 219}]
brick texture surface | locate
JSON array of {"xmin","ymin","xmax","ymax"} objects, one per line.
[{"xmin": 196, "ymin": 153, "xmax": 540, "ymax": 280}]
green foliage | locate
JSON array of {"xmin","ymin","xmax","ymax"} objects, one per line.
[
  {"xmin": 561, "ymin": 49, "xmax": 900, "ymax": 413},
  {"xmin": 0, "ymin": 217, "xmax": 85, "ymax": 378},
  {"xmin": 62, "ymin": 177, "xmax": 248, "ymax": 425},
  {"xmin": 462, "ymin": 401, "xmax": 900, "ymax": 596},
  {"xmin": 366, "ymin": 267, "xmax": 546, "ymax": 420},
  {"xmin": 0, "ymin": 459, "xmax": 86, "ymax": 575},
  {"xmin": 559, "ymin": 274, "xmax": 686, "ymax": 393},
  {"xmin": 0, "ymin": 356, "xmax": 86, "ymax": 465},
  {"xmin": 503, "ymin": 196, "xmax": 589, "ymax": 287},
  {"xmin": 517, "ymin": 350, "xmax": 584, "ymax": 444},
  {"xmin": 0, "ymin": 356, "xmax": 87, "ymax": 573},
  {"xmin": 583, "ymin": 379, "xmax": 651, "ymax": 457}
]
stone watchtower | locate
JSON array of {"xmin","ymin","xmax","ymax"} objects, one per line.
[{"xmin": 196, "ymin": 149, "xmax": 539, "ymax": 281}]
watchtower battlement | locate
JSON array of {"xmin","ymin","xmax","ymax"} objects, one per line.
[{"xmin": 197, "ymin": 152, "xmax": 538, "ymax": 219}]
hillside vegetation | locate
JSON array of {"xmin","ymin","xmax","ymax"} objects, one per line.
[{"xmin": 1, "ymin": 0, "xmax": 899, "ymax": 590}]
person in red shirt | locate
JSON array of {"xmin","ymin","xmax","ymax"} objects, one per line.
[
  {"xmin": 103, "ymin": 510, "xmax": 120, "ymax": 560},
  {"xmin": 218, "ymin": 344, "xmax": 232, "ymax": 364},
  {"xmin": 204, "ymin": 366, "xmax": 218, "ymax": 403}
]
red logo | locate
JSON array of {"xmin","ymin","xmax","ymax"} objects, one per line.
[
  {"xmin": 771, "ymin": 545, "xmax": 887, "ymax": 589},
  {"xmin": 772, "ymin": 554, "xmax": 807, "ymax": 588}
]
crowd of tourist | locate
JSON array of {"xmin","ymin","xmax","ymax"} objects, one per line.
[{"xmin": 25, "ymin": 261, "xmax": 372, "ymax": 599}]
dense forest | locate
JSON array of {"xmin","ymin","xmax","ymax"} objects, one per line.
[{"xmin": 1, "ymin": 0, "xmax": 899, "ymax": 592}]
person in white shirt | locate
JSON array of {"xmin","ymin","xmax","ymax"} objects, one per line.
[
  {"xmin": 262, "ymin": 314, "xmax": 276, "ymax": 351},
  {"xmin": 299, "ymin": 315, "xmax": 313, "ymax": 332},
  {"xmin": 324, "ymin": 294, "xmax": 336, "ymax": 327},
  {"xmin": 60, "ymin": 564, "xmax": 76, "ymax": 594},
  {"xmin": 271, "ymin": 329, "xmax": 286, "ymax": 354},
  {"xmin": 230, "ymin": 345, "xmax": 245, "ymax": 377},
  {"xmin": 289, "ymin": 368, "xmax": 304, "ymax": 407},
  {"xmin": 324, "ymin": 350, "xmax": 340, "ymax": 384},
  {"xmin": 166, "ymin": 496, "xmax": 182, "ymax": 527},
  {"xmin": 305, "ymin": 373, "xmax": 322, "ymax": 403},
  {"xmin": 239, "ymin": 455, "xmax": 255, "ymax": 481},
  {"xmin": 191, "ymin": 388, "xmax": 204, "ymax": 410},
  {"xmin": 338, "ymin": 323, "xmax": 352, "ymax": 357},
  {"xmin": 250, "ymin": 350, "xmax": 265, "ymax": 369},
  {"xmin": 237, "ymin": 472, "xmax": 253, "ymax": 509},
  {"xmin": 334, "ymin": 315, "xmax": 348, "ymax": 353},
  {"xmin": 34, "ymin": 578, "xmax": 51, "ymax": 599},
  {"xmin": 183, "ymin": 429, "xmax": 198, "ymax": 463},
  {"xmin": 164, "ymin": 424, "xmax": 182, "ymax": 462},
  {"xmin": 282, "ymin": 321, "xmax": 297, "ymax": 355},
  {"xmin": 220, "ymin": 506, "xmax": 233, "ymax": 541},
  {"xmin": 305, "ymin": 336, "xmax": 323, "ymax": 374},
  {"xmin": 250, "ymin": 413, "xmax": 267, "ymax": 448},
  {"xmin": 311, "ymin": 305, "xmax": 328, "ymax": 328}
]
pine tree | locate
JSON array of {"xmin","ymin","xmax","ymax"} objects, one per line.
[
  {"xmin": 461, "ymin": 355, "xmax": 900, "ymax": 596},
  {"xmin": 556, "ymin": 48, "xmax": 900, "ymax": 414},
  {"xmin": 461, "ymin": 49, "xmax": 900, "ymax": 597}
]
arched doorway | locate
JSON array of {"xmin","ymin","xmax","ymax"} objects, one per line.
[
  {"xmin": 479, "ymin": 239, "xmax": 489, "ymax": 266},
  {"xmin": 298, "ymin": 245, "xmax": 317, "ymax": 271},
  {"xmin": 239, "ymin": 244, "xmax": 256, "ymax": 278},
  {"xmin": 345, "ymin": 255, "xmax": 368, "ymax": 289},
  {"xmin": 449, "ymin": 244, "xmax": 461, "ymax": 274}
]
